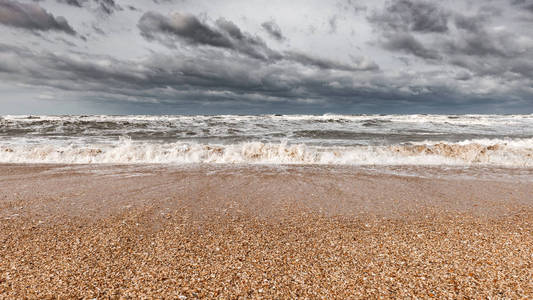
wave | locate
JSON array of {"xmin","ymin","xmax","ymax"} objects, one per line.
[
  {"xmin": 3, "ymin": 114, "xmax": 533, "ymax": 145},
  {"xmin": 3, "ymin": 113, "xmax": 533, "ymax": 125},
  {"xmin": 1, "ymin": 139, "xmax": 532, "ymax": 167}
]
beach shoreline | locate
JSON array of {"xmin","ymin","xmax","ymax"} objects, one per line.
[{"xmin": 1, "ymin": 164, "xmax": 532, "ymax": 297}]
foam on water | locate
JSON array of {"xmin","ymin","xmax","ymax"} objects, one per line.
[
  {"xmin": 1, "ymin": 114, "xmax": 532, "ymax": 166},
  {"xmin": 0, "ymin": 138, "xmax": 532, "ymax": 166}
]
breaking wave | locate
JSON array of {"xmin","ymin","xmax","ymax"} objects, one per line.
[
  {"xmin": 2, "ymin": 114, "xmax": 533, "ymax": 167},
  {"xmin": 1, "ymin": 138, "xmax": 532, "ymax": 167}
]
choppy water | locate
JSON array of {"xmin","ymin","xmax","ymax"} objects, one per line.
[{"xmin": 1, "ymin": 114, "xmax": 532, "ymax": 166}]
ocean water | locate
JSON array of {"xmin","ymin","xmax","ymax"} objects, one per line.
[{"xmin": 0, "ymin": 114, "xmax": 532, "ymax": 167}]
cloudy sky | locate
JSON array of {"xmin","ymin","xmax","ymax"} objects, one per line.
[{"xmin": 1, "ymin": 0, "xmax": 533, "ymax": 114}]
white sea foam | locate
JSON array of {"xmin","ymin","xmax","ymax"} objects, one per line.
[{"xmin": 1, "ymin": 139, "xmax": 532, "ymax": 166}]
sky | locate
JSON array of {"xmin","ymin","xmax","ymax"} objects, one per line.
[{"xmin": 1, "ymin": 0, "xmax": 533, "ymax": 115}]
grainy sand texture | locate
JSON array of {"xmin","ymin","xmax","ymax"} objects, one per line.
[{"xmin": 1, "ymin": 164, "xmax": 532, "ymax": 298}]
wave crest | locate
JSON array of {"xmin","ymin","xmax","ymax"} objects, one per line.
[{"xmin": 1, "ymin": 139, "xmax": 532, "ymax": 167}]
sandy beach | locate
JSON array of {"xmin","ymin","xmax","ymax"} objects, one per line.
[{"xmin": 1, "ymin": 164, "xmax": 532, "ymax": 298}]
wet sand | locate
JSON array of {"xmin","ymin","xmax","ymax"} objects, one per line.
[{"xmin": 1, "ymin": 164, "xmax": 532, "ymax": 298}]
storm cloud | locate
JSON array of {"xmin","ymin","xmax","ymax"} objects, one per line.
[
  {"xmin": 137, "ymin": 11, "xmax": 374, "ymax": 71},
  {"xmin": 138, "ymin": 11, "xmax": 279, "ymax": 61},
  {"xmin": 0, "ymin": 0, "xmax": 75, "ymax": 34},
  {"xmin": 0, "ymin": 0, "xmax": 533, "ymax": 114},
  {"xmin": 369, "ymin": 0, "xmax": 449, "ymax": 33},
  {"xmin": 369, "ymin": 0, "xmax": 533, "ymax": 81}
]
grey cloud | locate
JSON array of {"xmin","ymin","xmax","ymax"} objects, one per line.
[
  {"xmin": 512, "ymin": 0, "xmax": 533, "ymax": 12},
  {"xmin": 215, "ymin": 18, "xmax": 280, "ymax": 60},
  {"xmin": 449, "ymin": 53, "xmax": 533, "ymax": 79},
  {"xmin": 139, "ymin": 12, "xmax": 234, "ymax": 49},
  {"xmin": 57, "ymin": 0, "xmax": 83, "ymax": 7},
  {"xmin": 138, "ymin": 12, "xmax": 279, "ymax": 60},
  {"xmin": 509, "ymin": 59, "xmax": 533, "ymax": 78},
  {"xmin": 370, "ymin": 0, "xmax": 449, "ymax": 33},
  {"xmin": 382, "ymin": 33, "xmax": 440, "ymax": 60},
  {"xmin": 424, "ymin": 38, "xmax": 530, "ymax": 80},
  {"xmin": 453, "ymin": 13, "xmax": 485, "ymax": 33},
  {"xmin": 0, "ymin": 42, "xmax": 468, "ymax": 113},
  {"xmin": 454, "ymin": 70, "xmax": 472, "ymax": 81},
  {"xmin": 96, "ymin": 0, "xmax": 121, "ymax": 15},
  {"xmin": 369, "ymin": 0, "xmax": 533, "ymax": 82},
  {"xmin": 0, "ymin": 0, "xmax": 76, "ymax": 34},
  {"xmin": 2, "ymin": 41, "xmax": 531, "ymax": 113},
  {"xmin": 138, "ymin": 11, "xmax": 375, "ymax": 71},
  {"xmin": 285, "ymin": 51, "xmax": 379, "ymax": 71},
  {"xmin": 261, "ymin": 20, "xmax": 284, "ymax": 41},
  {"xmin": 448, "ymin": 13, "xmax": 527, "ymax": 59},
  {"xmin": 445, "ymin": 31, "xmax": 508, "ymax": 58},
  {"xmin": 4, "ymin": 0, "xmax": 533, "ymax": 114},
  {"xmin": 0, "ymin": 43, "xmax": 323, "ymax": 104},
  {"xmin": 57, "ymin": 0, "xmax": 122, "ymax": 15},
  {"xmin": 368, "ymin": 0, "xmax": 448, "ymax": 59}
]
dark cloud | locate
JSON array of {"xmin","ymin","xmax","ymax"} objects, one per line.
[
  {"xmin": 453, "ymin": 13, "xmax": 485, "ymax": 33},
  {"xmin": 0, "ymin": 43, "xmax": 313, "ymax": 102},
  {"xmin": 96, "ymin": 0, "xmax": 121, "ymax": 15},
  {"xmin": 138, "ymin": 11, "xmax": 375, "ymax": 71},
  {"xmin": 370, "ymin": 0, "xmax": 449, "ymax": 33},
  {"xmin": 0, "ymin": 0, "xmax": 76, "ymax": 34},
  {"xmin": 138, "ymin": 12, "xmax": 280, "ymax": 61},
  {"xmin": 6, "ymin": 39, "xmax": 528, "ymax": 114},
  {"xmin": 2, "ymin": 0, "xmax": 533, "ymax": 114},
  {"xmin": 56, "ymin": 0, "xmax": 122, "ymax": 15},
  {"xmin": 446, "ymin": 32, "xmax": 506, "ymax": 58},
  {"xmin": 261, "ymin": 20, "xmax": 284, "ymax": 41},
  {"xmin": 448, "ymin": 13, "xmax": 525, "ymax": 59},
  {"xmin": 382, "ymin": 33, "xmax": 440, "ymax": 60},
  {"xmin": 512, "ymin": 0, "xmax": 533, "ymax": 12},
  {"xmin": 285, "ymin": 51, "xmax": 379, "ymax": 71},
  {"xmin": 139, "ymin": 12, "xmax": 233, "ymax": 48},
  {"xmin": 0, "ymin": 43, "xmax": 444, "ymax": 113},
  {"xmin": 368, "ymin": 0, "xmax": 449, "ymax": 60},
  {"xmin": 369, "ymin": 0, "xmax": 533, "ymax": 83},
  {"xmin": 215, "ymin": 18, "xmax": 280, "ymax": 60},
  {"xmin": 1, "ymin": 40, "xmax": 530, "ymax": 114},
  {"xmin": 57, "ymin": 0, "xmax": 83, "ymax": 7}
]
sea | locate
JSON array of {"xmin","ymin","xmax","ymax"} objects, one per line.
[{"xmin": 1, "ymin": 114, "xmax": 532, "ymax": 167}]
